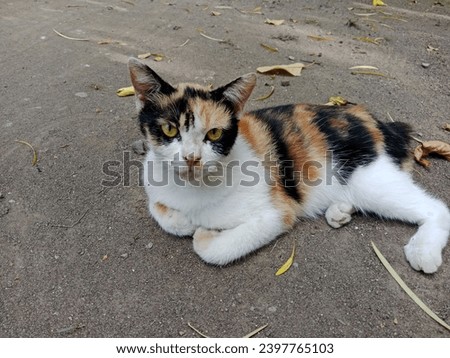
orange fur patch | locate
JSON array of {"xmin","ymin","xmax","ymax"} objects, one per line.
[{"xmin": 154, "ymin": 202, "xmax": 169, "ymax": 215}]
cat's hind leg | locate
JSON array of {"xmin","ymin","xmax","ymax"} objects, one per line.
[
  {"xmin": 348, "ymin": 154, "xmax": 450, "ymax": 273},
  {"xmin": 325, "ymin": 202, "xmax": 355, "ymax": 228}
]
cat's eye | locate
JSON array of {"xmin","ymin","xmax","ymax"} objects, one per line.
[
  {"xmin": 206, "ymin": 128, "xmax": 223, "ymax": 142},
  {"xmin": 161, "ymin": 123, "xmax": 178, "ymax": 138}
]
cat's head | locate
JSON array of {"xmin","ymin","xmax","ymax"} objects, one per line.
[{"xmin": 128, "ymin": 58, "xmax": 256, "ymax": 181}]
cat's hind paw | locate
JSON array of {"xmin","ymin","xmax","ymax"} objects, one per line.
[
  {"xmin": 404, "ymin": 234, "xmax": 443, "ymax": 274},
  {"xmin": 325, "ymin": 202, "xmax": 355, "ymax": 229}
]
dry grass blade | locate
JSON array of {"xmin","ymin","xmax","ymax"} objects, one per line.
[
  {"xmin": 53, "ymin": 28, "xmax": 89, "ymax": 41},
  {"xmin": 260, "ymin": 43, "xmax": 279, "ymax": 53},
  {"xmin": 349, "ymin": 65, "xmax": 379, "ymax": 70},
  {"xmin": 307, "ymin": 35, "xmax": 334, "ymax": 41},
  {"xmin": 242, "ymin": 324, "xmax": 269, "ymax": 338},
  {"xmin": 353, "ymin": 36, "xmax": 383, "ymax": 45},
  {"xmin": 199, "ymin": 32, "xmax": 224, "ymax": 42},
  {"xmin": 371, "ymin": 242, "xmax": 450, "ymax": 331},
  {"xmin": 275, "ymin": 241, "xmax": 296, "ymax": 276},
  {"xmin": 351, "ymin": 70, "xmax": 389, "ymax": 77},
  {"xmin": 187, "ymin": 322, "xmax": 209, "ymax": 338},
  {"xmin": 15, "ymin": 140, "xmax": 38, "ymax": 166},
  {"xmin": 116, "ymin": 86, "xmax": 135, "ymax": 97},
  {"xmin": 254, "ymin": 86, "xmax": 275, "ymax": 101}
]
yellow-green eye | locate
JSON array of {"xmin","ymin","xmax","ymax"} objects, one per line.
[
  {"xmin": 161, "ymin": 123, "xmax": 178, "ymax": 138},
  {"xmin": 206, "ymin": 128, "xmax": 223, "ymax": 142}
]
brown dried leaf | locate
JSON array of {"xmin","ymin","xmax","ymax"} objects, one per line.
[
  {"xmin": 257, "ymin": 63, "xmax": 305, "ymax": 77},
  {"xmin": 414, "ymin": 140, "xmax": 450, "ymax": 167}
]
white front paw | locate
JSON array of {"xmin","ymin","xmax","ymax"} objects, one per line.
[
  {"xmin": 404, "ymin": 235, "xmax": 443, "ymax": 274},
  {"xmin": 325, "ymin": 202, "xmax": 354, "ymax": 229},
  {"xmin": 193, "ymin": 227, "xmax": 226, "ymax": 265}
]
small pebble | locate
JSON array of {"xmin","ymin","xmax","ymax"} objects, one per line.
[
  {"xmin": 281, "ymin": 80, "xmax": 290, "ymax": 87},
  {"xmin": 268, "ymin": 306, "xmax": 277, "ymax": 313},
  {"xmin": 145, "ymin": 242, "xmax": 154, "ymax": 249},
  {"xmin": 179, "ymin": 331, "xmax": 185, "ymax": 336},
  {"xmin": 131, "ymin": 139, "xmax": 148, "ymax": 155},
  {"xmin": 120, "ymin": 253, "xmax": 129, "ymax": 259},
  {"xmin": 421, "ymin": 62, "xmax": 430, "ymax": 68},
  {"xmin": 288, "ymin": 55, "xmax": 295, "ymax": 61},
  {"xmin": 0, "ymin": 193, "xmax": 4, "ymax": 199},
  {"xmin": 75, "ymin": 92, "xmax": 88, "ymax": 98}
]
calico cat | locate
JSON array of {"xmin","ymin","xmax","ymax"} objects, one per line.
[{"xmin": 128, "ymin": 57, "xmax": 450, "ymax": 273}]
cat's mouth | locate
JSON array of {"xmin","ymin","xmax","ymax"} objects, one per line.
[{"xmin": 174, "ymin": 164, "xmax": 205, "ymax": 182}]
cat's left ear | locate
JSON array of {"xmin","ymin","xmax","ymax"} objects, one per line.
[{"xmin": 212, "ymin": 73, "xmax": 256, "ymax": 115}]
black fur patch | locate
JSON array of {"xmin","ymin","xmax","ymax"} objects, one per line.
[
  {"xmin": 208, "ymin": 116, "xmax": 239, "ymax": 156},
  {"xmin": 377, "ymin": 121, "xmax": 412, "ymax": 166},
  {"xmin": 251, "ymin": 105, "xmax": 301, "ymax": 201},
  {"xmin": 311, "ymin": 106, "xmax": 378, "ymax": 181}
]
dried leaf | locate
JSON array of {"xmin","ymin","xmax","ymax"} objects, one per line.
[
  {"xmin": 325, "ymin": 96, "xmax": 348, "ymax": 106},
  {"xmin": 240, "ymin": 6, "xmax": 263, "ymax": 14},
  {"xmin": 443, "ymin": 123, "xmax": 450, "ymax": 132},
  {"xmin": 427, "ymin": 45, "xmax": 439, "ymax": 52},
  {"xmin": 116, "ymin": 86, "xmax": 135, "ymax": 97},
  {"xmin": 211, "ymin": 11, "xmax": 221, "ymax": 16},
  {"xmin": 153, "ymin": 54, "xmax": 164, "ymax": 62},
  {"xmin": 254, "ymin": 86, "xmax": 275, "ymax": 101},
  {"xmin": 214, "ymin": 5, "xmax": 233, "ymax": 9},
  {"xmin": 138, "ymin": 52, "xmax": 152, "ymax": 59},
  {"xmin": 260, "ymin": 43, "xmax": 279, "ymax": 53},
  {"xmin": 265, "ymin": 19, "xmax": 285, "ymax": 26},
  {"xmin": 371, "ymin": 242, "xmax": 450, "ymax": 332},
  {"xmin": 53, "ymin": 28, "xmax": 89, "ymax": 41},
  {"xmin": 414, "ymin": 140, "xmax": 450, "ymax": 167},
  {"xmin": 307, "ymin": 35, "xmax": 334, "ymax": 41},
  {"xmin": 257, "ymin": 63, "xmax": 305, "ymax": 77},
  {"xmin": 275, "ymin": 242, "xmax": 295, "ymax": 276},
  {"xmin": 349, "ymin": 65, "xmax": 379, "ymax": 70},
  {"xmin": 15, "ymin": 140, "xmax": 38, "ymax": 166},
  {"xmin": 353, "ymin": 36, "xmax": 383, "ymax": 45},
  {"xmin": 373, "ymin": 0, "xmax": 386, "ymax": 6}
]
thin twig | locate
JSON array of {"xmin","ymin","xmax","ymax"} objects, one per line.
[
  {"xmin": 199, "ymin": 32, "xmax": 224, "ymax": 42},
  {"xmin": 387, "ymin": 112, "xmax": 395, "ymax": 122},
  {"xmin": 53, "ymin": 28, "xmax": 89, "ymax": 41},
  {"xmin": 242, "ymin": 324, "xmax": 268, "ymax": 338},
  {"xmin": 51, "ymin": 209, "xmax": 89, "ymax": 228},
  {"xmin": 410, "ymin": 136, "xmax": 424, "ymax": 144},
  {"xmin": 187, "ymin": 322, "xmax": 209, "ymax": 338},
  {"xmin": 178, "ymin": 39, "xmax": 190, "ymax": 47}
]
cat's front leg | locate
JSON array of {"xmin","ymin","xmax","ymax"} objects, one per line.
[
  {"xmin": 149, "ymin": 201, "xmax": 197, "ymax": 236},
  {"xmin": 193, "ymin": 211, "xmax": 288, "ymax": 265}
]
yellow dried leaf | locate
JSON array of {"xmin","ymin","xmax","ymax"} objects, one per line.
[
  {"xmin": 116, "ymin": 86, "xmax": 135, "ymax": 97},
  {"xmin": 325, "ymin": 96, "xmax": 348, "ymax": 106},
  {"xmin": 353, "ymin": 36, "xmax": 383, "ymax": 45},
  {"xmin": 265, "ymin": 19, "xmax": 285, "ymax": 26},
  {"xmin": 15, "ymin": 140, "xmax": 38, "ymax": 166},
  {"xmin": 275, "ymin": 242, "xmax": 296, "ymax": 276},
  {"xmin": 260, "ymin": 43, "xmax": 279, "ymax": 53},
  {"xmin": 373, "ymin": 0, "xmax": 386, "ymax": 6},
  {"xmin": 307, "ymin": 35, "xmax": 334, "ymax": 41},
  {"xmin": 153, "ymin": 55, "xmax": 164, "ymax": 62},
  {"xmin": 254, "ymin": 86, "xmax": 275, "ymax": 101},
  {"xmin": 257, "ymin": 63, "xmax": 305, "ymax": 77},
  {"xmin": 414, "ymin": 140, "xmax": 450, "ymax": 167},
  {"xmin": 371, "ymin": 242, "xmax": 450, "ymax": 332}
]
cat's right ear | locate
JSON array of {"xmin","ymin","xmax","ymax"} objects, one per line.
[{"xmin": 128, "ymin": 57, "xmax": 175, "ymax": 109}]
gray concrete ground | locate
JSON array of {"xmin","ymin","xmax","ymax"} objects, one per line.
[{"xmin": 0, "ymin": 0, "xmax": 449, "ymax": 337}]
